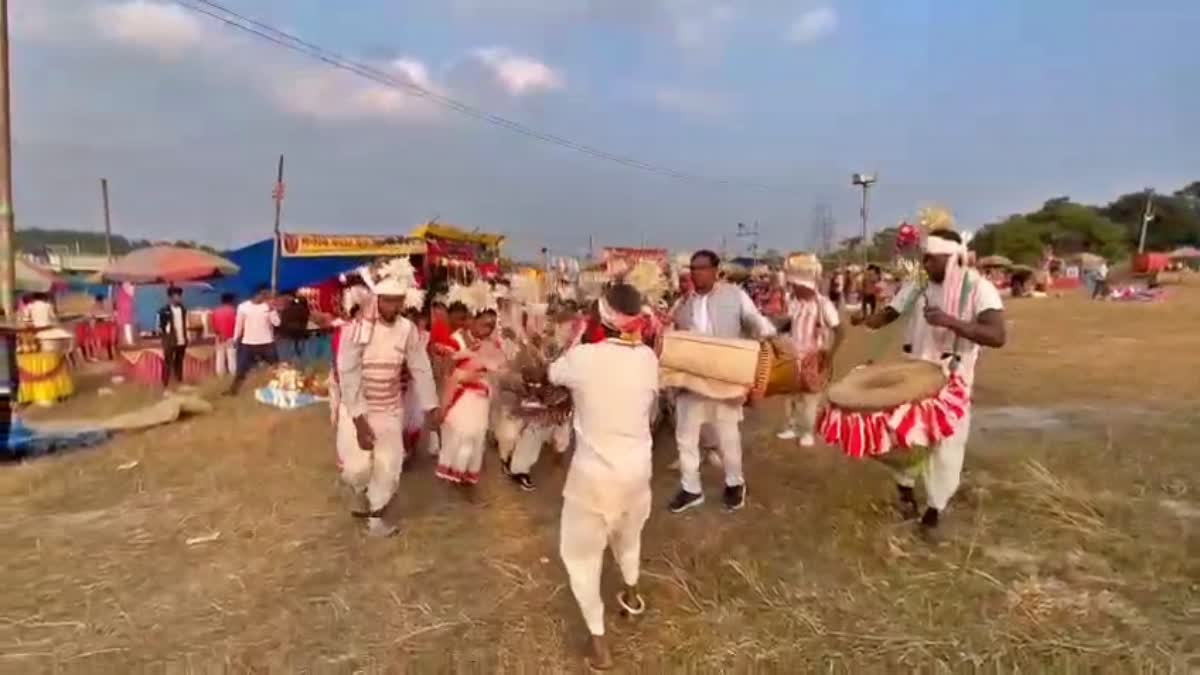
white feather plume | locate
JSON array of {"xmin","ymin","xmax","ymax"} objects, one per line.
[{"xmin": 447, "ymin": 280, "xmax": 497, "ymax": 315}]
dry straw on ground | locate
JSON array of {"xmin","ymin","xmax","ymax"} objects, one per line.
[{"xmin": 2, "ymin": 279, "xmax": 1199, "ymax": 672}]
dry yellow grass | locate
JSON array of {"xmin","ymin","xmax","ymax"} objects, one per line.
[{"xmin": 2, "ymin": 279, "xmax": 1199, "ymax": 673}]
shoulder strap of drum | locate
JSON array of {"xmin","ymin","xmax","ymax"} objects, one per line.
[
  {"xmin": 946, "ymin": 273, "xmax": 975, "ymax": 373},
  {"xmin": 864, "ymin": 278, "xmax": 924, "ymax": 364}
]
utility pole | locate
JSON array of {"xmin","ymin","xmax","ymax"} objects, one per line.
[
  {"xmin": 0, "ymin": 0, "xmax": 15, "ymax": 320},
  {"xmin": 1136, "ymin": 187, "xmax": 1154, "ymax": 254},
  {"xmin": 269, "ymin": 154, "xmax": 285, "ymax": 293},
  {"xmin": 813, "ymin": 201, "xmax": 834, "ymax": 254},
  {"xmin": 736, "ymin": 221, "xmax": 760, "ymax": 265},
  {"xmin": 100, "ymin": 178, "xmax": 113, "ymax": 262},
  {"xmin": 852, "ymin": 173, "xmax": 877, "ymax": 266}
]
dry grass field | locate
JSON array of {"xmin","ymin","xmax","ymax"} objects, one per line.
[{"xmin": 2, "ymin": 280, "xmax": 1199, "ymax": 673}]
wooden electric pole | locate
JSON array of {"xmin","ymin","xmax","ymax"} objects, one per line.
[
  {"xmin": 0, "ymin": 0, "xmax": 15, "ymax": 319},
  {"xmin": 100, "ymin": 178, "xmax": 113, "ymax": 262},
  {"xmin": 270, "ymin": 154, "xmax": 285, "ymax": 293}
]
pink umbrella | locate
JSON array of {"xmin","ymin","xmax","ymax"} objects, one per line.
[{"xmin": 101, "ymin": 245, "xmax": 239, "ymax": 284}]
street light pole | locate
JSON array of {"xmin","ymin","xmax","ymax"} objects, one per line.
[
  {"xmin": 0, "ymin": 0, "xmax": 15, "ymax": 319},
  {"xmin": 852, "ymin": 173, "xmax": 877, "ymax": 267},
  {"xmin": 1136, "ymin": 187, "xmax": 1154, "ymax": 254}
]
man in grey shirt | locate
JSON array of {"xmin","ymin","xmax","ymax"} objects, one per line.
[{"xmin": 669, "ymin": 250, "xmax": 776, "ymax": 513}]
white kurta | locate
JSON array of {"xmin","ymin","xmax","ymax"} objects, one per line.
[
  {"xmin": 336, "ymin": 317, "xmax": 437, "ymax": 516},
  {"xmin": 884, "ymin": 275, "xmax": 1004, "ymax": 510},
  {"xmin": 549, "ymin": 339, "xmax": 659, "ymax": 637},
  {"xmin": 674, "ymin": 286, "xmax": 776, "ymax": 494}
]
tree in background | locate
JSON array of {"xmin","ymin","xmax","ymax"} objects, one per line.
[
  {"xmin": 1099, "ymin": 187, "xmax": 1200, "ymax": 251},
  {"xmin": 973, "ymin": 199, "xmax": 1127, "ymax": 265}
]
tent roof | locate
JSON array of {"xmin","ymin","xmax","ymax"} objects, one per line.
[
  {"xmin": 409, "ymin": 222, "xmax": 505, "ymax": 249},
  {"xmin": 214, "ymin": 239, "xmax": 380, "ymax": 299}
]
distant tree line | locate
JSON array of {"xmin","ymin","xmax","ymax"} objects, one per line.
[
  {"xmin": 15, "ymin": 228, "xmax": 217, "ymax": 254},
  {"xmin": 824, "ymin": 182, "xmax": 1200, "ymax": 267}
]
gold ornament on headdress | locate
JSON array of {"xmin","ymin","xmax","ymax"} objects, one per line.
[{"xmin": 917, "ymin": 205, "xmax": 955, "ymax": 233}]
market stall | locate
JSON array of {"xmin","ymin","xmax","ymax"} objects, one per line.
[{"xmin": 102, "ymin": 246, "xmax": 240, "ymax": 387}]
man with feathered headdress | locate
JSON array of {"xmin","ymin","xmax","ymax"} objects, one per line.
[
  {"xmin": 550, "ymin": 283, "xmax": 659, "ymax": 671},
  {"xmin": 853, "ymin": 220, "xmax": 1006, "ymax": 536},
  {"xmin": 336, "ymin": 259, "xmax": 439, "ymax": 538}
]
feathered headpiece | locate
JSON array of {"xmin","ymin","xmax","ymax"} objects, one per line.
[
  {"xmin": 917, "ymin": 205, "xmax": 955, "ymax": 233},
  {"xmin": 509, "ymin": 274, "xmax": 545, "ymax": 306},
  {"xmin": 447, "ymin": 280, "xmax": 497, "ymax": 315},
  {"xmin": 403, "ymin": 287, "xmax": 427, "ymax": 312},
  {"xmin": 622, "ymin": 259, "xmax": 667, "ymax": 305}
]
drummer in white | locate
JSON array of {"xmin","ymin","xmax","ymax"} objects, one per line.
[
  {"xmin": 668, "ymin": 250, "xmax": 776, "ymax": 513},
  {"xmin": 854, "ymin": 229, "xmax": 1005, "ymax": 534}
]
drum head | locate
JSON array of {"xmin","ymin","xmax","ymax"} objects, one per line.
[{"xmin": 827, "ymin": 360, "xmax": 947, "ymax": 412}]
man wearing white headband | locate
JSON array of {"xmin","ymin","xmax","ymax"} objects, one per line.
[
  {"xmin": 336, "ymin": 275, "xmax": 439, "ymax": 538},
  {"xmin": 550, "ymin": 283, "xmax": 658, "ymax": 671},
  {"xmin": 854, "ymin": 229, "xmax": 1006, "ymax": 536}
]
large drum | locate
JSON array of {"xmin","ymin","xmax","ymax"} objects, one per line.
[
  {"xmin": 659, "ymin": 331, "xmax": 770, "ymax": 400},
  {"xmin": 818, "ymin": 359, "xmax": 969, "ymax": 458}
]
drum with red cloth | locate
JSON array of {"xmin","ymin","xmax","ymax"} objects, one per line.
[{"xmin": 816, "ymin": 359, "xmax": 968, "ymax": 458}]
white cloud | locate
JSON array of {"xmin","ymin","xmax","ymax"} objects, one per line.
[
  {"xmin": 471, "ymin": 48, "xmax": 565, "ymax": 96},
  {"xmin": 93, "ymin": 0, "xmax": 208, "ymax": 58},
  {"xmin": 672, "ymin": 3, "xmax": 735, "ymax": 52},
  {"xmin": 652, "ymin": 86, "xmax": 733, "ymax": 120},
  {"xmin": 787, "ymin": 7, "xmax": 838, "ymax": 44},
  {"xmin": 270, "ymin": 59, "xmax": 441, "ymax": 122},
  {"xmin": 22, "ymin": 0, "xmax": 565, "ymax": 124}
]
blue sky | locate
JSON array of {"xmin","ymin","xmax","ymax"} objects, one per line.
[{"xmin": 11, "ymin": 0, "xmax": 1199, "ymax": 258}]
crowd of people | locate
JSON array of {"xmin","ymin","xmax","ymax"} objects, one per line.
[{"xmin": 323, "ymin": 227, "xmax": 1007, "ymax": 670}]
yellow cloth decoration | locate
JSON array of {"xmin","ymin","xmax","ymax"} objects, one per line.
[{"xmin": 18, "ymin": 352, "xmax": 74, "ymax": 406}]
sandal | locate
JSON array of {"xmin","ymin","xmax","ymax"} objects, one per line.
[{"xmin": 616, "ymin": 591, "xmax": 646, "ymax": 616}]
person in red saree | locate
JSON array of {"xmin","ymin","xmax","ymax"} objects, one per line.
[{"xmin": 436, "ymin": 289, "xmax": 507, "ymax": 486}]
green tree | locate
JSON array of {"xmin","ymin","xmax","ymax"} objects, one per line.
[
  {"xmin": 1100, "ymin": 190, "xmax": 1200, "ymax": 250},
  {"xmin": 973, "ymin": 200, "xmax": 1128, "ymax": 264}
]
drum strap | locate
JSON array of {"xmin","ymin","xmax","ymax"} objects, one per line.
[
  {"xmin": 864, "ymin": 279, "xmax": 924, "ymax": 364},
  {"xmin": 946, "ymin": 274, "xmax": 975, "ymax": 373},
  {"xmin": 864, "ymin": 271, "xmax": 973, "ymax": 369}
]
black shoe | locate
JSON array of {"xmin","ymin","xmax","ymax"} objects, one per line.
[
  {"xmin": 514, "ymin": 474, "xmax": 535, "ymax": 492},
  {"xmin": 723, "ymin": 484, "xmax": 746, "ymax": 511},
  {"xmin": 920, "ymin": 507, "xmax": 940, "ymax": 529},
  {"xmin": 668, "ymin": 489, "xmax": 705, "ymax": 514},
  {"xmin": 897, "ymin": 485, "xmax": 919, "ymax": 520}
]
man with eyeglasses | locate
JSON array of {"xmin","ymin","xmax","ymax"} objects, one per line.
[{"xmin": 668, "ymin": 250, "xmax": 776, "ymax": 513}]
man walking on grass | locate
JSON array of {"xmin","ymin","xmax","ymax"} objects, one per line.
[
  {"xmin": 550, "ymin": 283, "xmax": 658, "ymax": 670},
  {"xmin": 853, "ymin": 228, "xmax": 1006, "ymax": 535},
  {"xmin": 227, "ymin": 284, "xmax": 280, "ymax": 396}
]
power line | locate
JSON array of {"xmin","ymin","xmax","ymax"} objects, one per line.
[{"xmin": 172, "ymin": 0, "xmax": 795, "ymax": 194}]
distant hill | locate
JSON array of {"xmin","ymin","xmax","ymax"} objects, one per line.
[{"xmin": 15, "ymin": 228, "xmax": 217, "ymax": 254}]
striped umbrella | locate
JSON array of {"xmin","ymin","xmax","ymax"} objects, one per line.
[{"xmin": 101, "ymin": 246, "xmax": 239, "ymax": 284}]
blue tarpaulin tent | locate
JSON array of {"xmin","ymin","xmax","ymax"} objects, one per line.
[{"xmin": 215, "ymin": 239, "xmax": 377, "ymax": 300}]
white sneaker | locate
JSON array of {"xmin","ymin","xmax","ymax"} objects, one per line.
[
  {"xmin": 799, "ymin": 433, "xmax": 816, "ymax": 448},
  {"xmin": 777, "ymin": 429, "xmax": 797, "ymax": 441}
]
